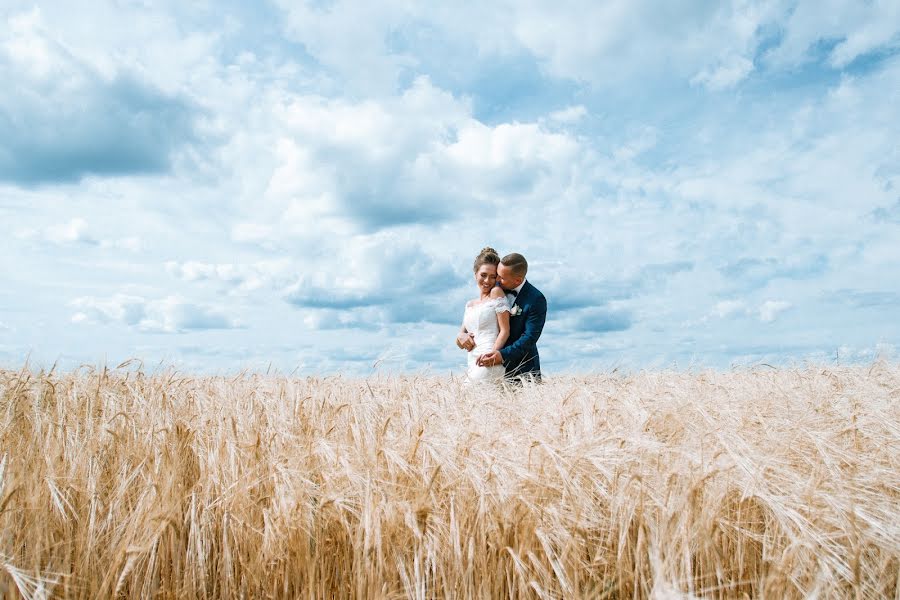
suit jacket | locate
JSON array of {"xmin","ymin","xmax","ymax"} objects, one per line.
[{"xmin": 500, "ymin": 280, "xmax": 547, "ymax": 380}]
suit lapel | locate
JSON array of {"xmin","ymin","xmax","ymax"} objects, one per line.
[
  {"xmin": 509, "ymin": 282, "xmax": 531, "ymax": 319},
  {"xmin": 516, "ymin": 281, "xmax": 533, "ymax": 305}
]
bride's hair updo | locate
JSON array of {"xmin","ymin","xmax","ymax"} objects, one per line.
[{"xmin": 473, "ymin": 246, "xmax": 501, "ymax": 272}]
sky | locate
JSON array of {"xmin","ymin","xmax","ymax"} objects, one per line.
[{"xmin": 2, "ymin": 0, "xmax": 899, "ymax": 376}]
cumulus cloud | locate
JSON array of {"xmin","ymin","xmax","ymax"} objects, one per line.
[
  {"xmin": 540, "ymin": 261, "xmax": 693, "ymax": 315},
  {"xmin": 442, "ymin": 120, "xmax": 580, "ymax": 191},
  {"xmin": 301, "ymin": 307, "xmax": 384, "ymax": 332},
  {"xmin": 564, "ymin": 307, "xmax": 633, "ymax": 335},
  {"xmin": 271, "ymin": 0, "xmax": 899, "ymax": 94},
  {"xmin": 285, "ymin": 235, "xmax": 457, "ymax": 315},
  {"xmin": 713, "ymin": 300, "xmax": 747, "ymax": 319},
  {"xmin": 16, "ymin": 218, "xmax": 95, "ymax": 245},
  {"xmin": 265, "ymin": 77, "xmax": 466, "ymax": 230},
  {"xmin": 612, "ymin": 127, "xmax": 659, "ymax": 162},
  {"xmin": 758, "ymin": 300, "xmax": 792, "ymax": 323},
  {"xmin": 273, "ymin": 0, "xmax": 415, "ymax": 94},
  {"xmin": 231, "ymin": 223, "xmax": 275, "ymax": 244},
  {"xmin": 691, "ymin": 54, "xmax": 755, "ymax": 90},
  {"xmin": 70, "ymin": 294, "xmax": 241, "ymax": 333},
  {"xmin": 548, "ymin": 105, "xmax": 587, "ymax": 123},
  {"xmin": 709, "ymin": 299, "xmax": 793, "ymax": 323},
  {"xmin": 15, "ymin": 217, "xmax": 141, "ymax": 251},
  {"xmin": 763, "ymin": 1, "xmax": 900, "ymax": 69},
  {"xmin": 99, "ymin": 237, "xmax": 142, "ymax": 252},
  {"xmin": 255, "ymin": 76, "xmax": 585, "ymax": 235},
  {"xmin": 718, "ymin": 255, "xmax": 829, "ymax": 291},
  {"xmin": 827, "ymin": 289, "xmax": 900, "ymax": 309},
  {"xmin": 0, "ymin": 7, "xmax": 199, "ymax": 184},
  {"xmin": 165, "ymin": 259, "xmax": 292, "ymax": 294}
]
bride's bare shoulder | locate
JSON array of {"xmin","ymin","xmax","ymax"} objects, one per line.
[{"xmin": 489, "ymin": 286, "xmax": 506, "ymax": 299}]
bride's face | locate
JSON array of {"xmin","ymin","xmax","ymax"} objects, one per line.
[{"xmin": 475, "ymin": 264, "xmax": 498, "ymax": 295}]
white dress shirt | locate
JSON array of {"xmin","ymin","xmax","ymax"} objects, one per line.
[{"xmin": 506, "ymin": 279, "xmax": 526, "ymax": 307}]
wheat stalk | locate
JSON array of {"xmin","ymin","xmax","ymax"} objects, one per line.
[{"xmin": 0, "ymin": 364, "xmax": 897, "ymax": 598}]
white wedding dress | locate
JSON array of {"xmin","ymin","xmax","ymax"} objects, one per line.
[{"xmin": 463, "ymin": 297, "xmax": 510, "ymax": 384}]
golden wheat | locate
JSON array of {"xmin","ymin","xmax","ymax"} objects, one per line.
[{"xmin": 0, "ymin": 363, "xmax": 898, "ymax": 598}]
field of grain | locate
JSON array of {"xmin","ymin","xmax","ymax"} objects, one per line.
[{"xmin": 0, "ymin": 363, "xmax": 898, "ymax": 598}]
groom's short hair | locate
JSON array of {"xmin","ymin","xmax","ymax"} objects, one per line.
[{"xmin": 501, "ymin": 253, "xmax": 528, "ymax": 276}]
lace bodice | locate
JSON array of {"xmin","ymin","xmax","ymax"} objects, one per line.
[{"xmin": 463, "ymin": 297, "xmax": 509, "ymax": 353}]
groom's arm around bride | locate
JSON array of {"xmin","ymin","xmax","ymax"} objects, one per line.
[{"xmin": 498, "ymin": 283, "xmax": 547, "ymax": 377}]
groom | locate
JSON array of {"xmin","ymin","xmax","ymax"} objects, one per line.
[{"xmin": 460, "ymin": 252, "xmax": 548, "ymax": 381}]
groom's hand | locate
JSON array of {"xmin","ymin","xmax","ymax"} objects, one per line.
[
  {"xmin": 477, "ymin": 350, "xmax": 502, "ymax": 367},
  {"xmin": 456, "ymin": 332, "xmax": 475, "ymax": 351}
]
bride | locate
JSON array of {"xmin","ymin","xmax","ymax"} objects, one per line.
[{"xmin": 456, "ymin": 247, "xmax": 510, "ymax": 384}]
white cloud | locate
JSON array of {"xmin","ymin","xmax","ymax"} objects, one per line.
[
  {"xmin": 70, "ymin": 294, "xmax": 241, "ymax": 333},
  {"xmin": 16, "ymin": 218, "xmax": 95, "ymax": 245},
  {"xmin": 758, "ymin": 300, "xmax": 793, "ymax": 323},
  {"xmin": 765, "ymin": 0, "xmax": 900, "ymax": 69},
  {"xmin": 273, "ymin": 0, "xmax": 412, "ymax": 94},
  {"xmin": 2, "ymin": 2, "xmax": 222, "ymax": 93},
  {"xmin": 165, "ymin": 259, "xmax": 292, "ymax": 294},
  {"xmin": 3, "ymin": 7, "xmax": 54, "ymax": 78},
  {"xmin": 708, "ymin": 299, "xmax": 793, "ymax": 324},
  {"xmin": 240, "ymin": 75, "xmax": 587, "ymax": 239},
  {"xmin": 691, "ymin": 54, "xmax": 755, "ymax": 90},
  {"xmin": 444, "ymin": 121, "xmax": 578, "ymax": 171},
  {"xmin": 548, "ymin": 105, "xmax": 587, "ymax": 123},
  {"xmin": 268, "ymin": 2, "xmax": 765, "ymax": 90},
  {"xmin": 70, "ymin": 294, "xmax": 147, "ymax": 327},
  {"xmin": 829, "ymin": 21, "xmax": 900, "ymax": 68},
  {"xmin": 245, "ymin": 77, "xmax": 469, "ymax": 232},
  {"xmin": 284, "ymin": 234, "xmax": 456, "ymax": 310},
  {"xmin": 44, "ymin": 218, "xmax": 93, "ymax": 244},
  {"xmin": 713, "ymin": 300, "xmax": 747, "ymax": 319},
  {"xmin": 271, "ymin": 0, "xmax": 899, "ymax": 93},
  {"xmin": 231, "ymin": 223, "xmax": 274, "ymax": 244},
  {"xmin": 0, "ymin": 8, "xmax": 199, "ymax": 184},
  {"xmin": 612, "ymin": 127, "xmax": 658, "ymax": 162},
  {"xmin": 166, "ymin": 261, "xmax": 242, "ymax": 283},
  {"xmin": 99, "ymin": 237, "xmax": 142, "ymax": 252},
  {"xmin": 14, "ymin": 218, "xmax": 142, "ymax": 251}
]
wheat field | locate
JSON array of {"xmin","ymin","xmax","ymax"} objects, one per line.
[{"xmin": 0, "ymin": 363, "xmax": 898, "ymax": 599}]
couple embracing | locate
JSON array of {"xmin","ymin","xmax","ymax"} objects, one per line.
[{"xmin": 456, "ymin": 247, "xmax": 547, "ymax": 384}]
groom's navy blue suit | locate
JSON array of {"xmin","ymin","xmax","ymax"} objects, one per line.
[{"xmin": 500, "ymin": 280, "xmax": 547, "ymax": 380}]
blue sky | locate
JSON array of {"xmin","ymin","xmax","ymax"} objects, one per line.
[{"xmin": 2, "ymin": 0, "xmax": 899, "ymax": 375}]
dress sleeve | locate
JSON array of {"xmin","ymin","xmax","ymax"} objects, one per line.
[{"xmin": 492, "ymin": 297, "xmax": 510, "ymax": 313}]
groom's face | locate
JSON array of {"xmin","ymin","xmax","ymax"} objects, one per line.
[{"xmin": 497, "ymin": 263, "xmax": 524, "ymax": 291}]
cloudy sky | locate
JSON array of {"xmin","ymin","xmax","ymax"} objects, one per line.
[{"xmin": 2, "ymin": 1, "xmax": 899, "ymax": 375}]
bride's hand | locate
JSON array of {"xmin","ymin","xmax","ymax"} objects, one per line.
[{"xmin": 457, "ymin": 332, "xmax": 475, "ymax": 351}]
